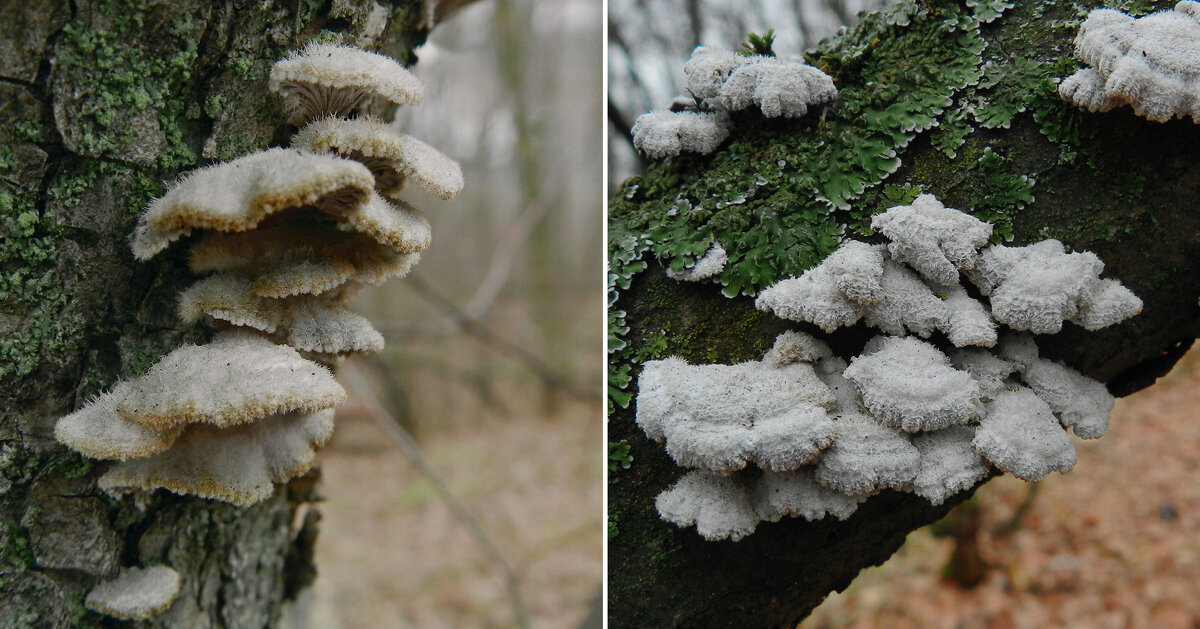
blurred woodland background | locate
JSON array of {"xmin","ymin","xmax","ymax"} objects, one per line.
[
  {"xmin": 609, "ymin": 1, "xmax": 1200, "ymax": 627},
  {"xmin": 308, "ymin": 1, "xmax": 603, "ymax": 627}
]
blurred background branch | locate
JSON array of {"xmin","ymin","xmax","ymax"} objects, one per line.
[{"xmin": 311, "ymin": 1, "xmax": 602, "ymax": 626}]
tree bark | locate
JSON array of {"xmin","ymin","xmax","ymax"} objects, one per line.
[
  {"xmin": 607, "ymin": 0, "xmax": 1200, "ymax": 626},
  {"xmin": 0, "ymin": 1, "xmax": 431, "ymax": 625}
]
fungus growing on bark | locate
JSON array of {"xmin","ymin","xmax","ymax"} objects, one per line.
[
  {"xmin": 974, "ymin": 389, "xmax": 1077, "ymax": 482},
  {"xmin": 683, "ymin": 46, "xmax": 745, "ymax": 102},
  {"xmin": 813, "ymin": 412, "xmax": 921, "ymax": 496},
  {"xmin": 187, "ymin": 211, "xmax": 419, "ymax": 299},
  {"xmin": 178, "ymin": 277, "xmax": 385, "ymax": 355},
  {"xmin": 635, "ymin": 354, "xmax": 837, "ymax": 474},
  {"xmin": 85, "ymin": 566, "xmax": 182, "ymax": 621},
  {"xmin": 870, "ymin": 194, "xmax": 992, "ymax": 286},
  {"xmin": 753, "ymin": 242, "xmax": 885, "ymax": 332},
  {"xmin": 665, "ymin": 241, "xmax": 728, "ymax": 282},
  {"xmin": 967, "ymin": 239, "xmax": 1142, "ymax": 333},
  {"xmin": 1022, "ymin": 358, "xmax": 1115, "ymax": 439},
  {"xmin": 55, "ymin": 43, "xmax": 461, "ymax": 508},
  {"xmin": 99, "ymin": 409, "xmax": 335, "ymax": 507},
  {"xmin": 631, "ymin": 110, "xmax": 731, "ymax": 158},
  {"xmin": 55, "ymin": 388, "xmax": 184, "ymax": 461},
  {"xmin": 633, "ymin": 44, "xmax": 835, "ymax": 162},
  {"xmin": 129, "ymin": 148, "xmax": 376, "ymax": 260},
  {"xmin": 754, "ymin": 468, "xmax": 863, "ymax": 523},
  {"xmin": 717, "ymin": 55, "xmax": 838, "ymax": 118},
  {"xmin": 842, "ymin": 336, "xmax": 980, "ymax": 433},
  {"xmin": 113, "ymin": 330, "xmax": 345, "ymax": 430},
  {"xmin": 655, "ymin": 470, "xmax": 760, "ymax": 542},
  {"xmin": 1060, "ymin": 3, "xmax": 1200, "ymax": 122},
  {"xmin": 292, "ymin": 116, "xmax": 464, "ymax": 200},
  {"xmin": 269, "ymin": 42, "xmax": 425, "ymax": 125},
  {"xmin": 911, "ymin": 425, "xmax": 989, "ymax": 506},
  {"xmin": 642, "ymin": 193, "xmax": 1141, "ymax": 540}
]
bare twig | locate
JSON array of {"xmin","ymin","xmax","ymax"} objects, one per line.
[
  {"xmin": 394, "ymin": 275, "xmax": 599, "ymax": 403},
  {"xmin": 339, "ymin": 359, "xmax": 533, "ymax": 629},
  {"xmin": 465, "ymin": 199, "xmax": 550, "ymax": 319},
  {"xmin": 995, "ymin": 483, "xmax": 1041, "ymax": 538}
]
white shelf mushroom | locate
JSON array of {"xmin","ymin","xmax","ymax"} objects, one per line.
[{"xmin": 85, "ymin": 566, "xmax": 182, "ymax": 621}]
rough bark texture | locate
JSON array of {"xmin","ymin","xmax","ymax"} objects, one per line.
[
  {"xmin": 607, "ymin": 1, "xmax": 1200, "ymax": 627},
  {"xmin": 0, "ymin": 1, "xmax": 431, "ymax": 626}
]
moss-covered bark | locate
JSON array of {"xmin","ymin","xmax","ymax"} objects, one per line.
[
  {"xmin": 607, "ymin": 0, "xmax": 1200, "ymax": 626},
  {"xmin": 0, "ymin": 0, "xmax": 430, "ymax": 625}
]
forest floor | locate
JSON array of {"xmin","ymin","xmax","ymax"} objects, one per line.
[
  {"xmin": 805, "ymin": 346, "xmax": 1200, "ymax": 629},
  {"xmin": 304, "ymin": 388, "xmax": 602, "ymax": 628}
]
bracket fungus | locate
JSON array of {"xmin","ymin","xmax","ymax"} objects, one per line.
[
  {"xmin": 85, "ymin": 566, "xmax": 182, "ymax": 621},
  {"xmin": 636, "ymin": 355, "xmax": 837, "ymax": 475},
  {"xmin": 640, "ymin": 195, "xmax": 1141, "ymax": 540},
  {"xmin": 1059, "ymin": 2, "xmax": 1200, "ymax": 123},
  {"xmin": 292, "ymin": 116, "xmax": 464, "ymax": 200},
  {"xmin": 55, "ymin": 42, "xmax": 461, "ymax": 517},
  {"xmin": 269, "ymin": 43, "xmax": 425, "ymax": 125},
  {"xmin": 631, "ymin": 109, "xmax": 731, "ymax": 159},
  {"xmin": 630, "ymin": 45, "xmax": 836, "ymax": 160}
]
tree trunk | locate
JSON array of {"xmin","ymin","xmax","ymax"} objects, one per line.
[
  {"xmin": 607, "ymin": 0, "xmax": 1200, "ymax": 626},
  {"xmin": 0, "ymin": 1, "xmax": 433, "ymax": 625}
]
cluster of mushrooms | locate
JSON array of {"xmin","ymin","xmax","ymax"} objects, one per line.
[
  {"xmin": 631, "ymin": 45, "xmax": 837, "ymax": 159},
  {"xmin": 1060, "ymin": 1, "xmax": 1200, "ymax": 123},
  {"xmin": 55, "ymin": 42, "xmax": 462, "ymax": 621},
  {"xmin": 638, "ymin": 195, "xmax": 1141, "ymax": 541}
]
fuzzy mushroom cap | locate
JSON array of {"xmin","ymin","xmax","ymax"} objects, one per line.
[
  {"xmin": 941, "ymin": 285, "xmax": 998, "ymax": 348},
  {"xmin": 870, "ymin": 194, "xmax": 993, "ymax": 286},
  {"xmin": 635, "ymin": 355, "xmax": 837, "ymax": 474},
  {"xmin": 860, "ymin": 260, "xmax": 948, "ymax": 339},
  {"xmin": 85, "ymin": 566, "xmax": 182, "ymax": 621},
  {"xmin": 717, "ymin": 55, "xmax": 838, "ymax": 118},
  {"xmin": 968, "ymin": 239, "xmax": 1140, "ymax": 334},
  {"xmin": 753, "ymin": 468, "xmax": 863, "ymax": 523},
  {"xmin": 114, "ymin": 330, "xmax": 346, "ymax": 430},
  {"xmin": 99, "ymin": 408, "xmax": 335, "ymax": 507},
  {"xmin": 655, "ymin": 470, "xmax": 760, "ymax": 541},
  {"xmin": 974, "ymin": 389, "xmax": 1077, "ymax": 482},
  {"xmin": 178, "ymin": 275, "xmax": 386, "ymax": 355},
  {"xmin": 755, "ymin": 243, "xmax": 897, "ymax": 333},
  {"xmin": 339, "ymin": 193, "xmax": 433, "ymax": 255},
  {"xmin": 1061, "ymin": 4, "xmax": 1200, "ymax": 122},
  {"xmin": 55, "ymin": 387, "xmax": 183, "ymax": 461},
  {"xmin": 1021, "ymin": 358, "xmax": 1115, "ymax": 439},
  {"xmin": 911, "ymin": 425, "xmax": 990, "ymax": 505},
  {"xmin": 683, "ymin": 46, "xmax": 747, "ymax": 101},
  {"xmin": 293, "ymin": 117, "xmax": 464, "ymax": 200},
  {"xmin": 843, "ymin": 336, "xmax": 980, "ymax": 433},
  {"xmin": 631, "ymin": 109, "xmax": 731, "ymax": 159},
  {"xmin": 814, "ymin": 412, "xmax": 921, "ymax": 495},
  {"xmin": 131, "ymin": 148, "xmax": 376, "ymax": 260},
  {"xmin": 188, "ymin": 209, "xmax": 419, "ymax": 298},
  {"xmin": 763, "ymin": 329, "xmax": 833, "ymax": 366},
  {"xmin": 269, "ymin": 43, "xmax": 425, "ymax": 125}
]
